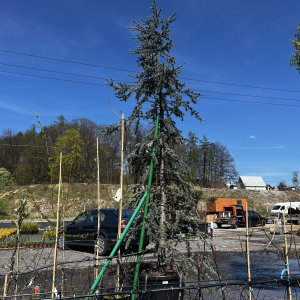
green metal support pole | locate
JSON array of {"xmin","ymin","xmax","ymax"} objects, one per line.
[
  {"xmin": 132, "ymin": 116, "xmax": 159, "ymax": 300},
  {"xmin": 89, "ymin": 191, "xmax": 148, "ymax": 296}
]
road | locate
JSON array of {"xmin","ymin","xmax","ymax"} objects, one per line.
[{"xmin": 0, "ymin": 220, "xmax": 72, "ymax": 229}]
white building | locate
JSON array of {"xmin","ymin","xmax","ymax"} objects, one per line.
[{"xmin": 238, "ymin": 176, "xmax": 266, "ymax": 190}]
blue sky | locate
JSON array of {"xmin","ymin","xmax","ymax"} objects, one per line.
[{"xmin": 0, "ymin": 0, "xmax": 299, "ymax": 186}]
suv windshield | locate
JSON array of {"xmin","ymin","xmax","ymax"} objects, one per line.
[
  {"xmin": 272, "ymin": 205, "xmax": 282, "ymax": 210},
  {"xmin": 111, "ymin": 209, "xmax": 133, "ymax": 220},
  {"xmin": 73, "ymin": 211, "xmax": 90, "ymax": 224}
]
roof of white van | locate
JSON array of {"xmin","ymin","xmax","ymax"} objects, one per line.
[{"xmin": 274, "ymin": 202, "xmax": 300, "ymax": 205}]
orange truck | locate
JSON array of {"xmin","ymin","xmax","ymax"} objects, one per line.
[{"xmin": 206, "ymin": 198, "xmax": 247, "ymax": 228}]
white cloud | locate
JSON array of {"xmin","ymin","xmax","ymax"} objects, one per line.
[
  {"xmin": 0, "ymin": 101, "xmax": 32, "ymax": 116},
  {"xmin": 249, "ymin": 135, "xmax": 256, "ymax": 139}
]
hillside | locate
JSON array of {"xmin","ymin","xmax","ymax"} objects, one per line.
[
  {"xmin": 1, "ymin": 184, "xmax": 300, "ymax": 219},
  {"xmin": 0, "ymin": 183, "xmax": 120, "ymax": 219}
]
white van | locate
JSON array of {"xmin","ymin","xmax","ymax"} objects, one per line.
[{"xmin": 270, "ymin": 202, "xmax": 300, "ymax": 218}]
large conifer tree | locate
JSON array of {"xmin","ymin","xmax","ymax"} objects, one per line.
[
  {"xmin": 291, "ymin": 25, "xmax": 300, "ymax": 72},
  {"xmin": 109, "ymin": 2, "xmax": 202, "ymax": 270}
]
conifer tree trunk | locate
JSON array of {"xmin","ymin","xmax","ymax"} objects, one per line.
[{"xmin": 158, "ymin": 153, "xmax": 167, "ymax": 267}]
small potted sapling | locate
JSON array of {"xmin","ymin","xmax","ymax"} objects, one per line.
[{"xmin": 109, "ymin": 2, "xmax": 202, "ymax": 298}]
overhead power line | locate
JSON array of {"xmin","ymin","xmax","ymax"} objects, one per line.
[
  {"xmin": 203, "ymin": 96, "xmax": 300, "ymax": 108},
  {"xmin": 183, "ymin": 77, "xmax": 300, "ymax": 93},
  {"xmin": 0, "ymin": 48, "xmax": 134, "ymax": 73},
  {"xmin": 1, "ymin": 69, "xmax": 300, "ymax": 109},
  {"xmin": 0, "ymin": 143, "xmax": 53, "ymax": 148},
  {"xmin": 201, "ymin": 89, "xmax": 300, "ymax": 103},
  {"xmin": 1, "ymin": 48, "xmax": 299, "ymax": 93},
  {"xmin": 1, "ymin": 61, "xmax": 300, "ymax": 103},
  {"xmin": 0, "ymin": 62, "xmax": 107, "ymax": 81},
  {"xmin": 0, "ymin": 70, "xmax": 106, "ymax": 87}
]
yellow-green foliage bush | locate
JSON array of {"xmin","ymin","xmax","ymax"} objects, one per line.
[
  {"xmin": 43, "ymin": 228, "xmax": 56, "ymax": 239},
  {"xmin": 20, "ymin": 222, "xmax": 39, "ymax": 234},
  {"xmin": 0, "ymin": 228, "xmax": 16, "ymax": 239}
]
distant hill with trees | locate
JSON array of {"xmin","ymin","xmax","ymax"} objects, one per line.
[{"xmin": 0, "ymin": 116, "xmax": 238, "ymax": 188}]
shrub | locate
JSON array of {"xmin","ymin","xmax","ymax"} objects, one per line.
[
  {"xmin": 20, "ymin": 222, "xmax": 39, "ymax": 234},
  {"xmin": 43, "ymin": 228, "xmax": 56, "ymax": 239},
  {"xmin": 0, "ymin": 198, "xmax": 9, "ymax": 218},
  {"xmin": 0, "ymin": 228, "xmax": 16, "ymax": 239},
  {"xmin": 0, "ymin": 167, "xmax": 15, "ymax": 187}
]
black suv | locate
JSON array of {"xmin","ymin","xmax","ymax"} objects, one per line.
[
  {"xmin": 237, "ymin": 210, "xmax": 266, "ymax": 227},
  {"xmin": 60, "ymin": 208, "xmax": 138, "ymax": 255}
]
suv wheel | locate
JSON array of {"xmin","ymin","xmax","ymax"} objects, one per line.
[{"xmin": 96, "ymin": 235, "xmax": 108, "ymax": 256}]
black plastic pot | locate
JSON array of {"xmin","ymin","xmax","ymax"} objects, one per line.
[
  {"xmin": 96, "ymin": 293, "xmax": 131, "ymax": 299},
  {"xmin": 142, "ymin": 273, "xmax": 182, "ymax": 300},
  {"xmin": 100, "ymin": 295, "xmax": 131, "ymax": 299}
]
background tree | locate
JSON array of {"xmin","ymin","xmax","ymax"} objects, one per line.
[
  {"xmin": 15, "ymin": 126, "xmax": 49, "ymax": 184},
  {"xmin": 109, "ymin": 2, "xmax": 202, "ymax": 271},
  {"xmin": 291, "ymin": 25, "xmax": 300, "ymax": 72},
  {"xmin": 0, "ymin": 118, "xmax": 124, "ymax": 185},
  {"xmin": 183, "ymin": 132, "xmax": 201, "ymax": 183},
  {"xmin": 46, "ymin": 115, "xmax": 69, "ymax": 146},
  {"xmin": 0, "ymin": 167, "xmax": 15, "ymax": 187},
  {"xmin": 71, "ymin": 118, "xmax": 98, "ymax": 183},
  {"xmin": 49, "ymin": 128, "xmax": 84, "ymax": 183},
  {"xmin": 278, "ymin": 180, "xmax": 288, "ymax": 191},
  {"xmin": 197, "ymin": 137, "xmax": 237, "ymax": 187},
  {"xmin": 198, "ymin": 136, "xmax": 212, "ymax": 187},
  {"xmin": 0, "ymin": 129, "xmax": 23, "ymax": 178},
  {"xmin": 292, "ymin": 171, "xmax": 299, "ymax": 189}
]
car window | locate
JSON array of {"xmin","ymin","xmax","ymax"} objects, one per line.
[
  {"xmin": 248, "ymin": 211, "xmax": 256, "ymax": 218},
  {"xmin": 111, "ymin": 209, "xmax": 133, "ymax": 220},
  {"xmin": 73, "ymin": 211, "xmax": 90, "ymax": 224},
  {"xmin": 90, "ymin": 210, "xmax": 106, "ymax": 223}
]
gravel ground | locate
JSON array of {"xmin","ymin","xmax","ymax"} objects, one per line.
[
  {"xmin": 0, "ymin": 225, "xmax": 299, "ymax": 298},
  {"xmin": 210, "ymin": 224, "xmax": 300, "ymax": 254},
  {"xmin": 0, "ymin": 224, "xmax": 298, "ymax": 273}
]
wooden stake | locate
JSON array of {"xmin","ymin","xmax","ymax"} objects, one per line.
[
  {"xmin": 245, "ymin": 200, "xmax": 252, "ymax": 300},
  {"xmin": 14, "ymin": 243, "xmax": 20, "ymax": 297},
  {"xmin": 116, "ymin": 113, "xmax": 125, "ymax": 291},
  {"xmin": 61, "ymin": 201, "xmax": 65, "ymax": 295},
  {"xmin": 13, "ymin": 226, "xmax": 20, "ymax": 298},
  {"xmin": 52, "ymin": 152, "xmax": 62, "ymax": 299},
  {"xmin": 283, "ymin": 213, "xmax": 292, "ymax": 300},
  {"xmin": 3, "ymin": 274, "xmax": 8, "ymax": 298},
  {"xmin": 95, "ymin": 137, "xmax": 101, "ymax": 279}
]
